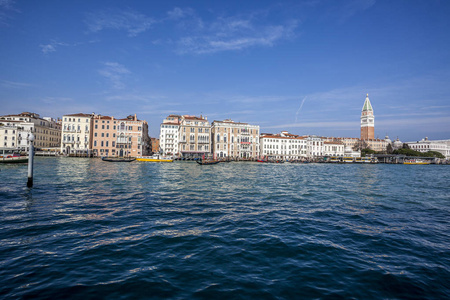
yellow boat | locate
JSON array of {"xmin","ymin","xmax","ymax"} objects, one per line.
[
  {"xmin": 136, "ymin": 155, "xmax": 173, "ymax": 162},
  {"xmin": 403, "ymin": 159, "xmax": 430, "ymax": 165}
]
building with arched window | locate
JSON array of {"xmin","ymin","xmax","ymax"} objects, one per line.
[{"xmin": 211, "ymin": 119, "xmax": 260, "ymax": 159}]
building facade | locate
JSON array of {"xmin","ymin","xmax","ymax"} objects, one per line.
[
  {"xmin": 260, "ymin": 131, "xmax": 307, "ymax": 160},
  {"xmin": 92, "ymin": 114, "xmax": 151, "ymax": 157},
  {"xmin": 116, "ymin": 114, "xmax": 150, "ymax": 157},
  {"xmin": 323, "ymin": 141, "xmax": 345, "ymax": 157},
  {"xmin": 61, "ymin": 113, "xmax": 94, "ymax": 156},
  {"xmin": 406, "ymin": 137, "xmax": 450, "ymax": 159},
  {"xmin": 159, "ymin": 115, "xmax": 181, "ymax": 156},
  {"xmin": 179, "ymin": 115, "xmax": 210, "ymax": 159},
  {"xmin": 212, "ymin": 119, "xmax": 260, "ymax": 159},
  {"xmin": 92, "ymin": 115, "xmax": 119, "ymax": 157},
  {"xmin": 150, "ymin": 138, "xmax": 159, "ymax": 154},
  {"xmin": 0, "ymin": 112, "xmax": 61, "ymax": 152}
]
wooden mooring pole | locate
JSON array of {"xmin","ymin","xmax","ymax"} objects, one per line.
[{"xmin": 27, "ymin": 134, "xmax": 35, "ymax": 188}]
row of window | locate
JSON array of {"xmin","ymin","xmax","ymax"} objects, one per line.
[{"xmin": 64, "ymin": 117, "xmax": 89, "ymax": 122}]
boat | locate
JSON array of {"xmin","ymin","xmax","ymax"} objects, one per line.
[
  {"xmin": 101, "ymin": 157, "xmax": 135, "ymax": 162},
  {"xmin": 341, "ymin": 157, "xmax": 354, "ymax": 163},
  {"xmin": 268, "ymin": 160, "xmax": 284, "ymax": 163},
  {"xmin": 196, "ymin": 159, "xmax": 220, "ymax": 165},
  {"xmin": 136, "ymin": 154, "xmax": 174, "ymax": 162},
  {"xmin": 0, "ymin": 149, "xmax": 28, "ymax": 164},
  {"xmin": 404, "ymin": 159, "xmax": 431, "ymax": 165},
  {"xmin": 354, "ymin": 157, "xmax": 372, "ymax": 163}
]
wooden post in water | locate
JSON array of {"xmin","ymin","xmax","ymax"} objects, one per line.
[{"xmin": 27, "ymin": 134, "xmax": 35, "ymax": 188}]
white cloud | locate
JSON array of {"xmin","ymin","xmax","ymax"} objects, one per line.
[
  {"xmin": 176, "ymin": 17, "xmax": 298, "ymax": 54},
  {"xmin": 39, "ymin": 44, "xmax": 57, "ymax": 54},
  {"xmin": 0, "ymin": 0, "xmax": 18, "ymax": 25},
  {"xmin": 167, "ymin": 7, "xmax": 195, "ymax": 20},
  {"xmin": 85, "ymin": 9, "xmax": 155, "ymax": 37},
  {"xmin": 0, "ymin": 79, "xmax": 34, "ymax": 88},
  {"xmin": 98, "ymin": 62, "xmax": 131, "ymax": 89}
]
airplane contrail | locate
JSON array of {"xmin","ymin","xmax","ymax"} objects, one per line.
[{"xmin": 295, "ymin": 96, "xmax": 307, "ymax": 123}]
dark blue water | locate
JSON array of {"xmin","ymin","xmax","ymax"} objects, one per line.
[{"xmin": 1, "ymin": 157, "xmax": 449, "ymax": 299}]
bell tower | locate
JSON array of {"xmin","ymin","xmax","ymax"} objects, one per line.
[{"xmin": 360, "ymin": 94, "xmax": 374, "ymax": 140}]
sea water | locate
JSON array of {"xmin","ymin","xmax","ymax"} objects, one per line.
[{"xmin": 1, "ymin": 157, "xmax": 449, "ymax": 299}]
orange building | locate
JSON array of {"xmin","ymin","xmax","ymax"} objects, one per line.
[{"xmin": 92, "ymin": 114, "xmax": 150, "ymax": 157}]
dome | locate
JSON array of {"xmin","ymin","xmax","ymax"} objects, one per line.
[
  {"xmin": 393, "ymin": 138, "xmax": 403, "ymax": 149},
  {"xmin": 385, "ymin": 135, "xmax": 392, "ymax": 145}
]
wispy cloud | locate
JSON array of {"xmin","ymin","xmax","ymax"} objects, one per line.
[
  {"xmin": 167, "ymin": 7, "xmax": 196, "ymax": 20},
  {"xmin": 0, "ymin": 0, "xmax": 19, "ymax": 25},
  {"xmin": 98, "ymin": 62, "xmax": 131, "ymax": 89},
  {"xmin": 0, "ymin": 79, "xmax": 35, "ymax": 88},
  {"xmin": 85, "ymin": 9, "xmax": 155, "ymax": 37},
  {"xmin": 41, "ymin": 97, "xmax": 73, "ymax": 104},
  {"xmin": 39, "ymin": 39, "xmax": 98, "ymax": 54},
  {"xmin": 338, "ymin": 0, "xmax": 376, "ymax": 22},
  {"xmin": 176, "ymin": 17, "xmax": 298, "ymax": 54},
  {"xmin": 39, "ymin": 40, "xmax": 70, "ymax": 54}
]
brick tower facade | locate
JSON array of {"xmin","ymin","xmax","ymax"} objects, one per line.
[{"xmin": 360, "ymin": 94, "xmax": 374, "ymax": 140}]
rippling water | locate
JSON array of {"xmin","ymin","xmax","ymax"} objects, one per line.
[{"xmin": 1, "ymin": 157, "xmax": 449, "ymax": 299}]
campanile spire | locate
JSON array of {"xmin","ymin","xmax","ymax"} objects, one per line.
[{"xmin": 360, "ymin": 94, "xmax": 374, "ymax": 140}]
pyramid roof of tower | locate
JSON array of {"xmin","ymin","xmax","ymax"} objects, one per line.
[{"xmin": 362, "ymin": 94, "xmax": 373, "ymax": 111}]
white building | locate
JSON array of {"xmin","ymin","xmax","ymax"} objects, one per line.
[
  {"xmin": 406, "ymin": 137, "xmax": 450, "ymax": 159},
  {"xmin": 260, "ymin": 131, "xmax": 308, "ymax": 160},
  {"xmin": 159, "ymin": 115, "xmax": 181, "ymax": 156},
  {"xmin": 212, "ymin": 119, "xmax": 259, "ymax": 159},
  {"xmin": 305, "ymin": 136, "xmax": 324, "ymax": 158},
  {"xmin": 323, "ymin": 141, "xmax": 345, "ymax": 157},
  {"xmin": 61, "ymin": 113, "xmax": 94, "ymax": 156},
  {"xmin": 0, "ymin": 112, "xmax": 61, "ymax": 152}
]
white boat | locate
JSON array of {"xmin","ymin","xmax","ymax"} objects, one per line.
[
  {"xmin": 404, "ymin": 159, "xmax": 430, "ymax": 165},
  {"xmin": 0, "ymin": 148, "xmax": 28, "ymax": 164}
]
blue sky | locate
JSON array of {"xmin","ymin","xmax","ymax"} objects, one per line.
[{"xmin": 1, "ymin": 0, "xmax": 449, "ymax": 141}]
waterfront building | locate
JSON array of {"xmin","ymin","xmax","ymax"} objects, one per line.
[
  {"xmin": 0, "ymin": 112, "xmax": 61, "ymax": 152},
  {"xmin": 116, "ymin": 114, "xmax": 150, "ymax": 157},
  {"xmin": 323, "ymin": 141, "xmax": 345, "ymax": 157},
  {"xmin": 179, "ymin": 115, "xmax": 210, "ymax": 159},
  {"xmin": 344, "ymin": 146, "xmax": 361, "ymax": 158},
  {"xmin": 160, "ymin": 115, "xmax": 181, "ymax": 156},
  {"xmin": 61, "ymin": 113, "xmax": 94, "ymax": 156},
  {"xmin": 212, "ymin": 119, "xmax": 260, "ymax": 159},
  {"xmin": 305, "ymin": 135, "xmax": 324, "ymax": 158},
  {"xmin": 405, "ymin": 137, "xmax": 450, "ymax": 159},
  {"xmin": 260, "ymin": 131, "xmax": 307, "ymax": 160},
  {"xmin": 92, "ymin": 115, "xmax": 119, "ymax": 157},
  {"xmin": 323, "ymin": 137, "xmax": 360, "ymax": 150}
]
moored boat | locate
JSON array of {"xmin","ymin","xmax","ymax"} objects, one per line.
[
  {"xmin": 101, "ymin": 157, "xmax": 135, "ymax": 162},
  {"xmin": 403, "ymin": 159, "xmax": 431, "ymax": 165},
  {"xmin": 196, "ymin": 159, "xmax": 220, "ymax": 165},
  {"xmin": 136, "ymin": 154, "xmax": 173, "ymax": 162},
  {"xmin": 0, "ymin": 149, "xmax": 28, "ymax": 164}
]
